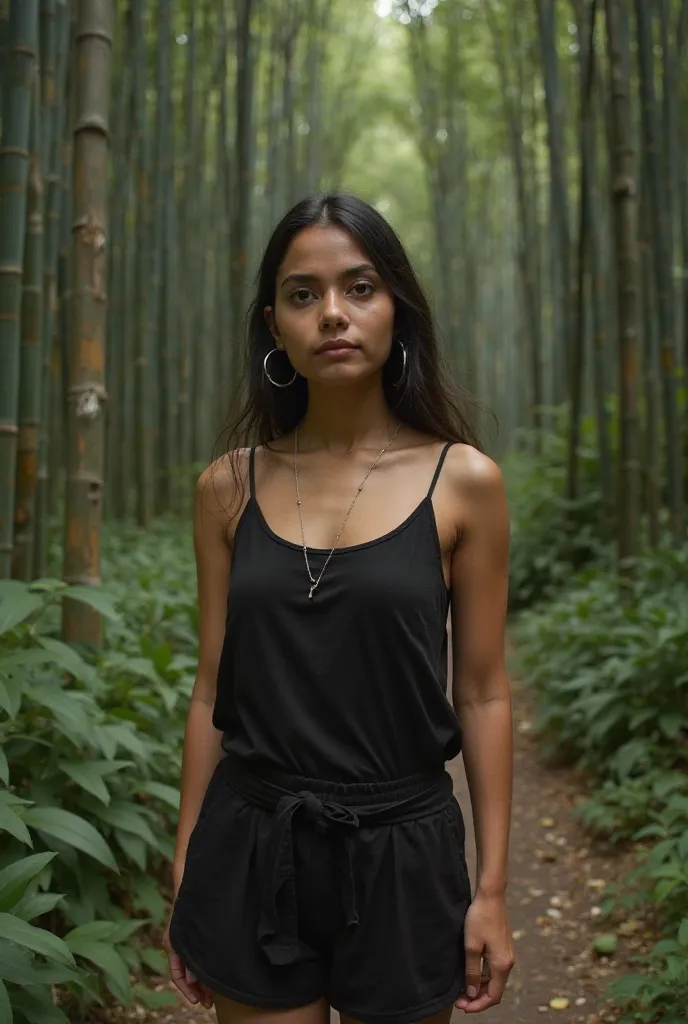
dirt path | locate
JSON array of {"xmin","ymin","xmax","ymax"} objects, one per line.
[{"xmin": 137, "ymin": 679, "xmax": 643, "ymax": 1024}]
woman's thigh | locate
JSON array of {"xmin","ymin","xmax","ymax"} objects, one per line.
[
  {"xmin": 340, "ymin": 1008, "xmax": 453, "ymax": 1024},
  {"xmin": 213, "ymin": 994, "xmax": 330, "ymax": 1024}
]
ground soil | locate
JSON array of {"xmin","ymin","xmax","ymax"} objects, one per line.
[{"xmin": 115, "ymin": 678, "xmax": 651, "ymax": 1024}]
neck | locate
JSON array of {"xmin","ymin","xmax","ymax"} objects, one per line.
[{"xmin": 298, "ymin": 378, "xmax": 396, "ymax": 453}]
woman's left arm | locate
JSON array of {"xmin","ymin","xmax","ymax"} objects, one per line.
[{"xmin": 448, "ymin": 449, "xmax": 515, "ymax": 1014}]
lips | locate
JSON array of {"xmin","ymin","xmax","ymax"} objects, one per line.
[{"xmin": 316, "ymin": 339, "xmax": 358, "ymax": 354}]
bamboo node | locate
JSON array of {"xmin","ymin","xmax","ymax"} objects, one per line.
[
  {"xmin": 68, "ymin": 384, "xmax": 107, "ymax": 420},
  {"xmin": 611, "ymin": 175, "xmax": 636, "ymax": 198}
]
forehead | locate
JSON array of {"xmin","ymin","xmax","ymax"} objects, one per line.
[{"xmin": 278, "ymin": 225, "xmax": 374, "ymax": 279}]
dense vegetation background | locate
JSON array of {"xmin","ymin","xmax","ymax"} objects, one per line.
[{"xmin": 0, "ymin": 0, "xmax": 687, "ymax": 1021}]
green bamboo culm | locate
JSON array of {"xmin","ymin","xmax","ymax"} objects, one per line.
[
  {"xmin": 0, "ymin": 0, "xmax": 40, "ymax": 579},
  {"xmin": 13, "ymin": 73, "xmax": 43, "ymax": 580},
  {"xmin": 33, "ymin": 0, "xmax": 70, "ymax": 578},
  {"xmin": 61, "ymin": 0, "xmax": 114, "ymax": 645}
]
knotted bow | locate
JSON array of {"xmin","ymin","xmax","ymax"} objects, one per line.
[{"xmin": 257, "ymin": 790, "xmax": 360, "ymax": 965}]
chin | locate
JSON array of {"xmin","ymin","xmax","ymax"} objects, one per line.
[{"xmin": 310, "ymin": 364, "xmax": 382, "ymax": 389}]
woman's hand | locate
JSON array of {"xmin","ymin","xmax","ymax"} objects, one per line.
[
  {"xmin": 163, "ymin": 915, "xmax": 214, "ymax": 1010},
  {"xmin": 454, "ymin": 891, "xmax": 516, "ymax": 1013}
]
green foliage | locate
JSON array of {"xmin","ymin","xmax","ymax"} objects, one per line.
[
  {"xmin": 504, "ymin": 417, "xmax": 608, "ymax": 610},
  {"xmin": 0, "ymin": 520, "xmax": 196, "ymax": 1019},
  {"xmin": 515, "ymin": 539, "xmax": 688, "ymax": 1022}
]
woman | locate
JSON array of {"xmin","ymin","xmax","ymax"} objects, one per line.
[{"xmin": 165, "ymin": 193, "xmax": 515, "ymax": 1023}]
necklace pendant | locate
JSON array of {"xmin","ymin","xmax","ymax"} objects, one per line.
[{"xmin": 308, "ymin": 584, "xmax": 315, "ymax": 600}]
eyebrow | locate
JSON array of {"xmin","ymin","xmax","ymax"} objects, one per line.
[{"xmin": 280, "ymin": 263, "xmax": 377, "ymax": 289}]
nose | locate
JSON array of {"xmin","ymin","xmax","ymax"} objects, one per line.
[{"xmin": 319, "ymin": 287, "xmax": 350, "ymax": 330}]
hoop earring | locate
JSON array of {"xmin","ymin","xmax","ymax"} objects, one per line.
[
  {"xmin": 264, "ymin": 347, "xmax": 297, "ymax": 388},
  {"xmin": 393, "ymin": 337, "xmax": 407, "ymax": 388}
]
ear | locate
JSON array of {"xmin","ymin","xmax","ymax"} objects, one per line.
[{"xmin": 264, "ymin": 306, "xmax": 282, "ymax": 348}]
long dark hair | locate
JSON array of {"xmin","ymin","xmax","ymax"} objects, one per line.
[{"xmin": 220, "ymin": 193, "xmax": 483, "ymax": 466}]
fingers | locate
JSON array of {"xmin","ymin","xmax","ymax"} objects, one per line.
[
  {"xmin": 462, "ymin": 943, "xmax": 483, "ymax": 1002},
  {"xmin": 454, "ymin": 960, "xmax": 512, "ymax": 1013},
  {"xmin": 186, "ymin": 967, "xmax": 215, "ymax": 1010},
  {"xmin": 168, "ymin": 949, "xmax": 214, "ymax": 1008}
]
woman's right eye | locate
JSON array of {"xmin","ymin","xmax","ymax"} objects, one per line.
[{"xmin": 290, "ymin": 288, "xmax": 313, "ymax": 304}]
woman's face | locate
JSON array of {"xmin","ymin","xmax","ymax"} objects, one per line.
[{"xmin": 265, "ymin": 224, "xmax": 396, "ymax": 387}]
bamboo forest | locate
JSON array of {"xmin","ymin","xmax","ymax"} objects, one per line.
[{"xmin": 0, "ymin": 0, "xmax": 687, "ymax": 1021}]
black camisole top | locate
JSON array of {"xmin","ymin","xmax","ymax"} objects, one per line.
[{"xmin": 213, "ymin": 442, "xmax": 462, "ymax": 783}]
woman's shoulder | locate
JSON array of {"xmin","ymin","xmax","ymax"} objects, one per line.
[
  {"xmin": 408, "ymin": 431, "xmax": 501, "ymax": 486},
  {"xmin": 440, "ymin": 443, "xmax": 506, "ymax": 528},
  {"xmin": 196, "ymin": 448, "xmax": 253, "ymax": 521}
]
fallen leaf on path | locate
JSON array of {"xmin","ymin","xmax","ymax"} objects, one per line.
[
  {"xmin": 550, "ymin": 997, "xmax": 570, "ymax": 1010},
  {"xmin": 593, "ymin": 934, "xmax": 618, "ymax": 955}
]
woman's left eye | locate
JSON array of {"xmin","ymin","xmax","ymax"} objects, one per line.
[{"xmin": 351, "ymin": 280, "xmax": 374, "ymax": 297}]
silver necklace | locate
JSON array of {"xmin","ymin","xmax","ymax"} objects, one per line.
[{"xmin": 294, "ymin": 422, "xmax": 401, "ymax": 600}]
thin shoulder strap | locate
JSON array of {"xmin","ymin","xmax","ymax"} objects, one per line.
[
  {"xmin": 427, "ymin": 442, "xmax": 454, "ymax": 499},
  {"xmin": 249, "ymin": 447, "xmax": 256, "ymax": 497}
]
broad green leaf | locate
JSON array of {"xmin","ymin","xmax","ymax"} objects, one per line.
[
  {"xmin": 108, "ymin": 655, "xmax": 160, "ymax": 684},
  {"xmin": 133, "ymin": 983, "xmax": 177, "ymax": 1009},
  {"xmin": 65, "ymin": 919, "xmax": 144, "ymax": 945},
  {"xmin": 21, "ymin": 807, "xmax": 118, "ymax": 871},
  {"xmin": 138, "ymin": 780, "xmax": 180, "ymax": 809},
  {"xmin": 0, "ymin": 852, "xmax": 56, "ymax": 912},
  {"xmin": 0, "ymin": 649, "xmax": 71, "ymax": 673},
  {"xmin": 37, "ymin": 637, "xmax": 98, "ymax": 687},
  {"xmin": 0, "ymin": 678, "xmax": 23, "ymax": 719},
  {"xmin": 100, "ymin": 723, "xmax": 146, "ymax": 758},
  {"xmin": 67, "ymin": 938, "xmax": 131, "ymax": 1004},
  {"xmin": 27, "ymin": 578, "xmax": 68, "ymax": 594},
  {"xmin": 0, "ymin": 749, "xmax": 8, "ymax": 786},
  {"xmin": 58, "ymin": 762, "xmax": 111, "ymax": 805},
  {"xmin": 22, "ymin": 962, "xmax": 82, "ymax": 985},
  {"xmin": 24, "ymin": 684, "xmax": 91, "ymax": 737},
  {"xmin": 0, "ymin": 936, "xmax": 41, "ymax": 983},
  {"xmin": 94, "ymin": 725, "xmax": 117, "ymax": 760},
  {"xmin": 96, "ymin": 804, "xmax": 156, "ymax": 845},
  {"xmin": 132, "ymin": 875, "xmax": 166, "ymax": 924},
  {"xmin": 139, "ymin": 947, "xmax": 167, "ymax": 974},
  {"xmin": 0, "ymin": 978, "xmax": 10, "ymax": 1024},
  {"xmin": 64, "ymin": 585, "xmax": 121, "ymax": 621},
  {"xmin": 0, "ymin": 588, "xmax": 44, "ymax": 634},
  {"xmin": 0, "ymin": 913, "xmax": 75, "ymax": 965},
  {"xmin": 12, "ymin": 890, "xmax": 65, "ymax": 922},
  {"xmin": 7, "ymin": 987, "xmax": 69, "ymax": 1023},
  {"xmin": 0, "ymin": 679, "xmax": 21, "ymax": 720},
  {"xmin": 116, "ymin": 831, "xmax": 147, "ymax": 871},
  {"xmin": 678, "ymin": 918, "xmax": 688, "ymax": 947},
  {"xmin": 0, "ymin": 801, "xmax": 32, "ymax": 847}
]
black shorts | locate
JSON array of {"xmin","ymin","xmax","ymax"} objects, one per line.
[{"xmin": 170, "ymin": 758, "xmax": 471, "ymax": 1024}]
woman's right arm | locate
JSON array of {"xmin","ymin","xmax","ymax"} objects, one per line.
[
  {"xmin": 172, "ymin": 462, "xmax": 234, "ymax": 890},
  {"xmin": 165, "ymin": 458, "xmax": 238, "ymax": 1006}
]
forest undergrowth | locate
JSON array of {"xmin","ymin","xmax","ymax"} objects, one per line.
[
  {"xmin": 0, "ymin": 423, "xmax": 686, "ymax": 1022},
  {"xmin": 506, "ymin": 422, "xmax": 688, "ymax": 1024}
]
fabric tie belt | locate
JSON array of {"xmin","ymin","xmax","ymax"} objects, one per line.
[{"xmin": 222, "ymin": 755, "xmax": 454, "ymax": 966}]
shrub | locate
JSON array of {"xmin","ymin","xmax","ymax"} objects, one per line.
[
  {"xmin": 515, "ymin": 542, "xmax": 688, "ymax": 1022},
  {"xmin": 503, "ymin": 416, "xmax": 607, "ymax": 611},
  {"xmin": 0, "ymin": 520, "xmax": 197, "ymax": 1021}
]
